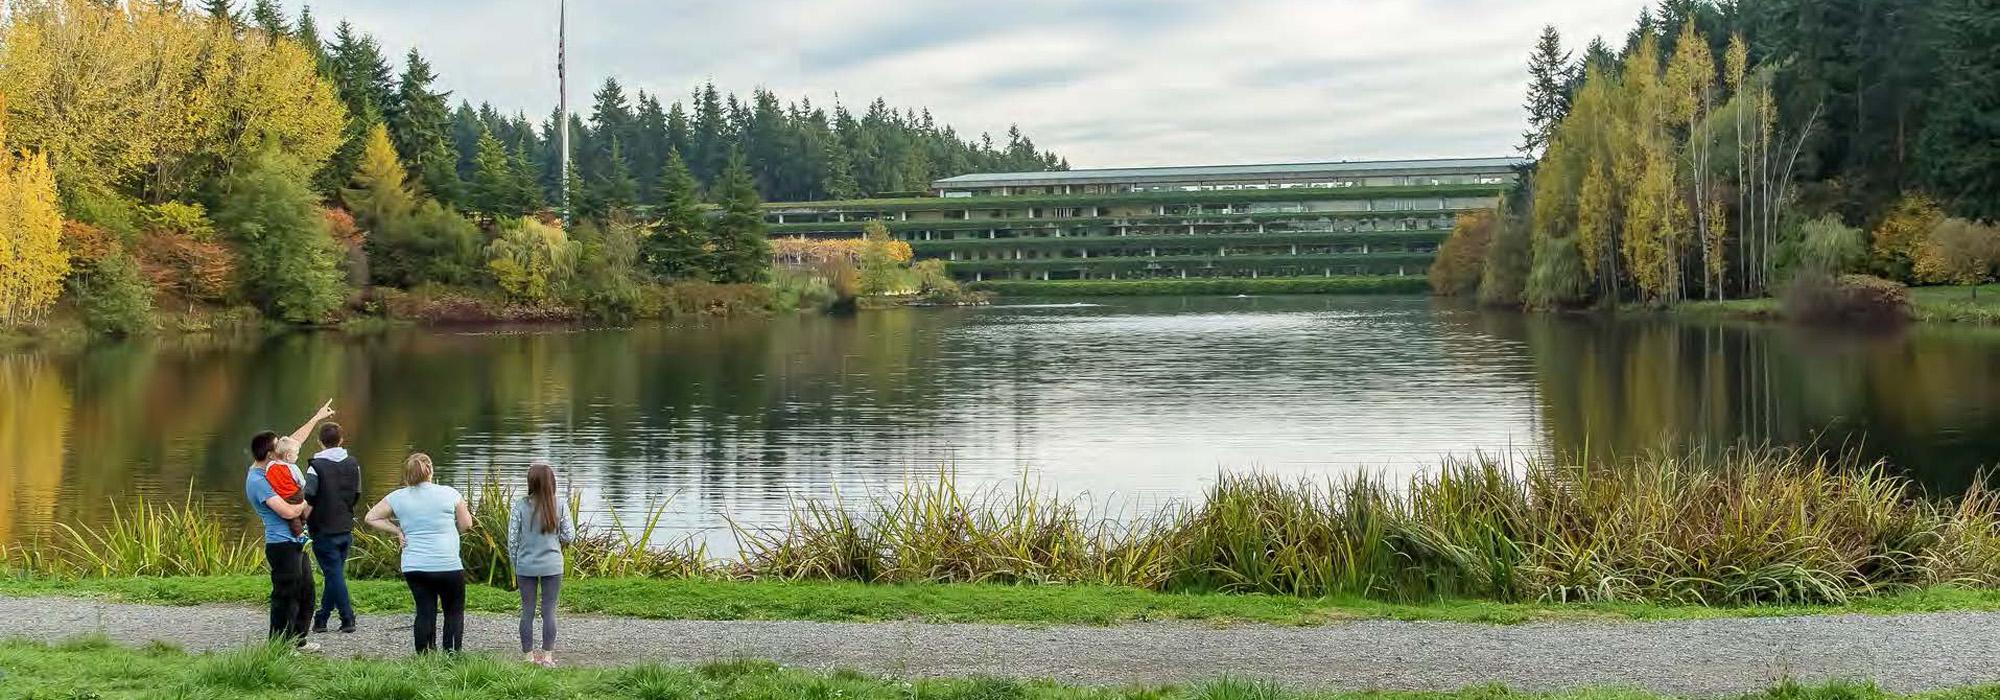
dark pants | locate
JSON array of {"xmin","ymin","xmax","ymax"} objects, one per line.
[
  {"xmin": 264, "ymin": 541, "xmax": 315, "ymax": 645},
  {"xmin": 404, "ymin": 570, "xmax": 466, "ymax": 653},
  {"xmin": 311, "ymin": 532, "xmax": 355, "ymax": 628}
]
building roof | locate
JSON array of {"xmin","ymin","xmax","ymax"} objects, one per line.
[{"xmin": 932, "ymin": 157, "xmax": 1527, "ymax": 189}]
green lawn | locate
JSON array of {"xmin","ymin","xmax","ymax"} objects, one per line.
[
  {"xmin": 1, "ymin": 635, "xmax": 1992, "ymax": 700},
  {"xmin": 1908, "ymin": 284, "xmax": 2000, "ymax": 323},
  {"xmin": 1671, "ymin": 284, "xmax": 2000, "ymax": 324},
  {"xmin": 7, "ymin": 574, "xmax": 2000, "ymax": 627}
]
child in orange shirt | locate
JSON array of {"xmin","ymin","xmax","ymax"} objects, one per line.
[{"xmin": 266, "ymin": 437, "xmax": 316, "ymax": 539}]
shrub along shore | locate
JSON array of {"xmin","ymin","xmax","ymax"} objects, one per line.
[{"xmin": 8, "ymin": 448, "xmax": 2000, "ymax": 612}]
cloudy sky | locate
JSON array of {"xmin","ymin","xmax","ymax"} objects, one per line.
[{"xmin": 281, "ymin": 0, "xmax": 1648, "ymax": 168}]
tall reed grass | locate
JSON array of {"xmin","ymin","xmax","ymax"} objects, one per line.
[{"xmin": 7, "ymin": 448, "xmax": 1999, "ymax": 606}]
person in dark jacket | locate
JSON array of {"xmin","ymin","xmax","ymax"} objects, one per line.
[{"xmin": 307, "ymin": 422, "xmax": 362, "ymax": 633}]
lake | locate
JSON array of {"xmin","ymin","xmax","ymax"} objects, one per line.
[{"xmin": 4, "ymin": 295, "xmax": 1998, "ymax": 551}]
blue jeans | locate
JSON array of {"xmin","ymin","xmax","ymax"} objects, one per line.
[{"xmin": 311, "ymin": 532, "xmax": 354, "ymax": 626}]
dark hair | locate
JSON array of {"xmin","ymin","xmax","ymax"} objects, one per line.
[
  {"xmin": 526, "ymin": 463, "xmax": 559, "ymax": 534},
  {"xmin": 249, "ymin": 431, "xmax": 279, "ymax": 462},
  {"xmin": 318, "ymin": 422, "xmax": 344, "ymax": 448}
]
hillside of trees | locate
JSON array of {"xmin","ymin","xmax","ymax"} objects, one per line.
[
  {"xmin": 0, "ymin": 0, "xmax": 1063, "ymax": 335},
  {"xmin": 1435, "ymin": 0, "xmax": 2000, "ymax": 309}
]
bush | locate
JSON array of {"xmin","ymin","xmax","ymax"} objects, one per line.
[
  {"xmin": 71, "ymin": 248, "xmax": 154, "ymax": 337},
  {"xmin": 1781, "ymin": 273, "xmax": 1912, "ymax": 327},
  {"xmin": 1914, "ymin": 218, "xmax": 2000, "ymax": 294},
  {"xmin": 1429, "ymin": 210, "xmax": 1496, "ymax": 296}
]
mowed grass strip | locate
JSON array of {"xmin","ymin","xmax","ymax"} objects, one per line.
[
  {"xmin": 2, "ymin": 635, "xmax": 1998, "ymax": 700},
  {"xmin": 7, "ymin": 574, "xmax": 2000, "ymax": 627}
]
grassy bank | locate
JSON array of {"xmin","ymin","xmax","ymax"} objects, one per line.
[
  {"xmin": 968, "ymin": 276, "xmax": 1428, "ymax": 297},
  {"xmin": 0, "ymin": 637, "xmax": 1984, "ymax": 700},
  {"xmin": 7, "ymin": 573, "xmax": 2000, "ymax": 627},
  {"xmin": 1672, "ymin": 284, "xmax": 2000, "ymax": 324},
  {"xmin": 9, "ymin": 448, "xmax": 2000, "ymax": 610}
]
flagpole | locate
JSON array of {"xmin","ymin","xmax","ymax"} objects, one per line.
[{"xmin": 558, "ymin": 0, "xmax": 571, "ymax": 227}]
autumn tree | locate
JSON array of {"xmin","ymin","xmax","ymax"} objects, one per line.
[
  {"xmin": 1915, "ymin": 219, "xmax": 2000, "ymax": 298},
  {"xmin": 857, "ymin": 220, "xmax": 903, "ymax": 296},
  {"xmin": 0, "ymin": 104, "xmax": 67, "ymax": 326},
  {"xmin": 1429, "ymin": 210, "xmax": 1497, "ymax": 296},
  {"xmin": 1870, "ymin": 193, "xmax": 1945, "ymax": 282}
]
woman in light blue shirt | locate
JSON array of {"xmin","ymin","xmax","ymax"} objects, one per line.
[{"xmin": 363, "ymin": 453, "xmax": 472, "ymax": 653}]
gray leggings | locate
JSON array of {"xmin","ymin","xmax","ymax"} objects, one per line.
[{"xmin": 516, "ymin": 575, "xmax": 561, "ymax": 652}]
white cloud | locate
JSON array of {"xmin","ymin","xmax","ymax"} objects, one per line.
[{"xmin": 279, "ymin": 0, "xmax": 1646, "ymax": 167}]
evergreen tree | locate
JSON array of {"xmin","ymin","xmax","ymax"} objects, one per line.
[
  {"xmin": 200, "ymin": 0, "xmax": 239, "ymax": 26},
  {"xmin": 643, "ymin": 151, "xmax": 709, "ymax": 280},
  {"xmin": 1521, "ymin": 25, "xmax": 1573, "ymax": 157},
  {"xmin": 820, "ymin": 136, "xmax": 859, "ymax": 200},
  {"xmin": 249, "ymin": 0, "xmax": 286, "ymax": 36},
  {"xmin": 589, "ymin": 138, "xmax": 638, "ymax": 219},
  {"xmin": 1918, "ymin": 0, "xmax": 2000, "ymax": 220},
  {"xmin": 320, "ymin": 22, "xmax": 396, "ymax": 192},
  {"xmin": 387, "ymin": 49, "xmax": 461, "ymax": 203},
  {"xmin": 704, "ymin": 151, "xmax": 770, "ymax": 283},
  {"xmin": 469, "ymin": 128, "xmax": 529, "ymax": 218},
  {"xmin": 293, "ymin": 6, "xmax": 329, "ymax": 74},
  {"xmin": 691, "ymin": 82, "xmax": 728, "ymax": 184}
]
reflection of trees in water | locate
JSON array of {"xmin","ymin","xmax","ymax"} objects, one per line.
[
  {"xmin": 0, "ymin": 356, "xmax": 67, "ymax": 542},
  {"xmin": 1520, "ymin": 317, "xmax": 2000, "ymax": 494}
]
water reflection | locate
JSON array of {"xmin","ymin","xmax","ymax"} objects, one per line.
[{"xmin": 5, "ymin": 297, "xmax": 1997, "ymax": 550}]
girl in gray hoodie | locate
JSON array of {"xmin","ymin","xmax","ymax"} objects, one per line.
[{"xmin": 508, "ymin": 462, "xmax": 574, "ymax": 667}]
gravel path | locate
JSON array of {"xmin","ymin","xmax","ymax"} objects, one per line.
[{"xmin": 2, "ymin": 594, "xmax": 1995, "ymax": 695}]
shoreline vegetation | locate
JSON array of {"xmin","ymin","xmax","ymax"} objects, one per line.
[
  {"xmin": 10, "ymin": 448, "xmax": 2000, "ymax": 618},
  {"xmin": 0, "ymin": 638, "xmax": 1968, "ymax": 700}
]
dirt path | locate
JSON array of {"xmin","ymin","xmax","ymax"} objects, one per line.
[{"xmin": 1, "ymin": 594, "xmax": 1993, "ymax": 694}]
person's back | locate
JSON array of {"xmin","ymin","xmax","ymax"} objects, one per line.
[
  {"xmin": 386, "ymin": 482, "xmax": 465, "ymax": 573},
  {"xmin": 306, "ymin": 447, "xmax": 361, "ymax": 536}
]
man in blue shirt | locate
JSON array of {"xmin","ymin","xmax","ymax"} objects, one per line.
[{"xmin": 246, "ymin": 399, "xmax": 337, "ymax": 650}]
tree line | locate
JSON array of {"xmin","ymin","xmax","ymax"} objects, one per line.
[
  {"xmin": 1436, "ymin": 0, "xmax": 1999, "ymax": 307},
  {"xmin": 0, "ymin": 0, "xmax": 1064, "ymax": 334}
]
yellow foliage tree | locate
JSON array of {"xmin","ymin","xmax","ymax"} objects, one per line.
[
  {"xmin": 0, "ymin": 99, "xmax": 68, "ymax": 326},
  {"xmin": 1871, "ymin": 193, "xmax": 1944, "ymax": 282},
  {"xmin": 1914, "ymin": 218, "xmax": 2000, "ymax": 297},
  {"xmin": 0, "ymin": 0, "xmax": 343, "ymax": 199}
]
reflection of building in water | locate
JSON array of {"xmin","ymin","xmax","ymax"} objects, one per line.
[
  {"xmin": 0, "ymin": 357, "xmax": 68, "ymax": 543},
  {"xmin": 765, "ymin": 158, "xmax": 1525, "ymax": 282}
]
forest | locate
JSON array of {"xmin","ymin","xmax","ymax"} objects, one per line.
[
  {"xmin": 1431, "ymin": 0, "xmax": 2000, "ymax": 312},
  {"xmin": 0, "ymin": 0, "xmax": 1059, "ymax": 336}
]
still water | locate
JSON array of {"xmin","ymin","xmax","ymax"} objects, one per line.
[{"xmin": 4, "ymin": 295, "xmax": 1998, "ymax": 550}]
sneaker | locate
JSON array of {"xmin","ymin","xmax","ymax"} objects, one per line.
[
  {"xmin": 312, "ymin": 622, "xmax": 329, "ymax": 634},
  {"xmin": 339, "ymin": 621, "xmax": 357, "ymax": 634},
  {"xmin": 296, "ymin": 641, "xmax": 323, "ymax": 654}
]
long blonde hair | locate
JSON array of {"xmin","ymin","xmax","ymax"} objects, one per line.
[{"xmin": 403, "ymin": 453, "xmax": 434, "ymax": 486}]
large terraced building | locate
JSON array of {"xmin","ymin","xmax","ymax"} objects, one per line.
[{"xmin": 763, "ymin": 157, "xmax": 1525, "ymax": 282}]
